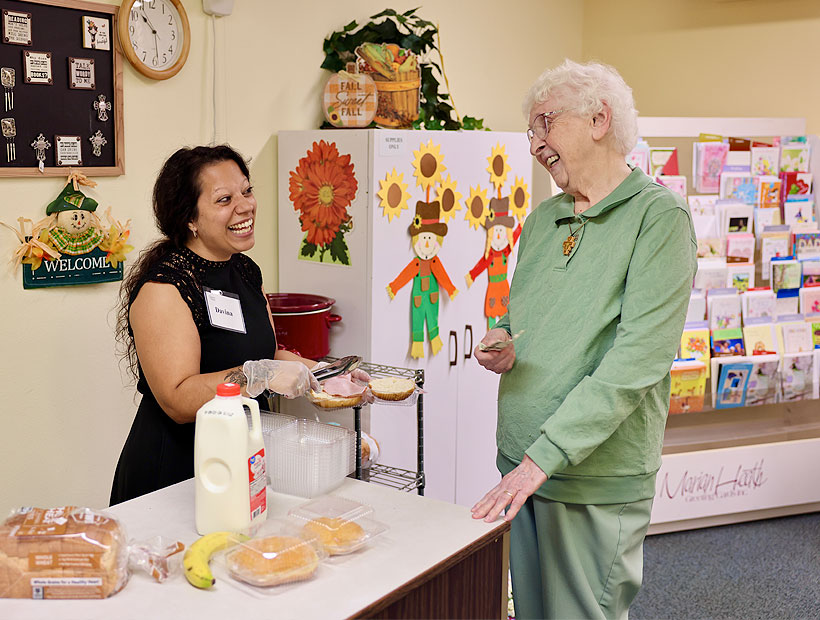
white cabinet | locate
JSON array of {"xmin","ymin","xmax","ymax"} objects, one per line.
[{"xmin": 277, "ymin": 129, "xmax": 533, "ymax": 505}]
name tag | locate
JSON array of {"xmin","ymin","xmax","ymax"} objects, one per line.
[{"xmin": 204, "ymin": 287, "xmax": 246, "ymax": 333}]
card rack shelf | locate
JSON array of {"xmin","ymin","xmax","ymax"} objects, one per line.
[{"xmin": 638, "ymin": 117, "xmax": 820, "ymax": 533}]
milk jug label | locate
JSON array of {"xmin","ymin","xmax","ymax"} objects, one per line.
[{"xmin": 248, "ymin": 448, "xmax": 266, "ymax": 519}]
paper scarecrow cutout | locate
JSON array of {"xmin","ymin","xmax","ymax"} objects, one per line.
[
  {"xmin": 386, "ymin": 200, "xmax": 458, "ymax": 359},
  {"xmin": 289, "ymin": 140, "xmax": 358, "ymax": 265},
  {"xmin": 464, "ymin": 144, "xmax": 530, "ymax": 328},
  {"xmin": 0, "ymin": 170, "xmax": 133, "ymax": 288}
]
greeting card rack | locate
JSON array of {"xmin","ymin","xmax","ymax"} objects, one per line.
[{"xmin": 636, "ymin": 117, "xmax": 820, "ymax": 533}]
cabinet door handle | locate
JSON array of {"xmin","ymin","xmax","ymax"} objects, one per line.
[
  {"xmin": 464, "ymin": 324, "xmax": 473, "ymax": 359},
  {"xmin": 449, "ymin": 330, "xmax": 457, "ymax": 366}
]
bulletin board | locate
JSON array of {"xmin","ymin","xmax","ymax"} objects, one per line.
[{"xmin": 0, "ymin": 0, "xmax": 123, "ymax": 177}]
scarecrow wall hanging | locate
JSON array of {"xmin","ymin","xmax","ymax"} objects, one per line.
[
  {"xmin": 288, "ymin": 140, "xmax": 358, "ymax": 265},
  {"xmin": 464, "ymin": 144, "xmax": 530, "ymax": 328},
  {"xmin": 385, "ymin": 140, "xmax": 459, "ymax": 359},
  {"xmin": 1, "ymin": 170, "xmax": 133, "ymax": 289}
]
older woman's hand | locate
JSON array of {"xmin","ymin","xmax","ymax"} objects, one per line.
[
  {"xmin": 471, "ymin": 455, "xmax": 548, "ymax": 523},
  {"xmin": 474, "ymin": 328, "xmax": 516, "ymax": 374}
]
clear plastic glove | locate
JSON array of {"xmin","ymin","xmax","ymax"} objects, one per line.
[
  {"xmin": 350, "ymin": 368, "xmax": 374, "ymax": 404},
  {"xmin": 242, "ymin": 360, "xmax": 320, "ymax": 399}
]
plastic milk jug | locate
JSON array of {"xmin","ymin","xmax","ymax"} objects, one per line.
[{"xmin": 194, "ymin": 383, "xmax": 267, "ymax": 535}]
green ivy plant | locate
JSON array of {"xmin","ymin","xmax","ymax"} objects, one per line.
[{"xmin": 321, "ymin": 8, "xmax": 488, "ymax": 130}]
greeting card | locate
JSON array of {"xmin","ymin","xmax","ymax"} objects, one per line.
[
  {"xmin": 741, "ymin": 288, "xmax": 776, "ymax": 321},
  {"xmin": 780, "ymin": 171, "xmax": 813, "ymax": 203},
  {"xmin": 770, "ymin": 257, "xmax": 802, "ymax": 293},
  {"xmin": 744, "ymin": 354, "xmax": 780, "ymax": 406},
  {"xmin": 780, "ymin": 318, "xmax": 814, "ymax": 353},
  {"xmin": 655, "ymin": 175, "xmax": 687, "ymax": 199},
  {"xmin": 649, "ymin": 147, "xmax": 678, "ymax": 176},
  {"xmin": 750, "ymin": 146, "xmax": 780, "ymax": 177},
  {"xmin": 712, "ymin": 327, "xmax": 745, "ymax": 357},
  {"xmin": 775, "ymin": 289, "xmax": 800, "ymax": 317},
  {"xmin": 707, "ymin": 288, "xmax": 741, "ymax": 330},
  {"xmin": 759, "ymin": 227, "xmax": 790, "ymax": 281},
  {"xmin": 793, "ymin": 231, "xmax": 820, "ymax": 259},
  {"xmin": 694, "ymin": 257, "xmax": 728, "ymax": 290},
  {"xmin": 626, "ymin": 140, "xmax": 650, "ymax": 175},
  {"xmin": 726, "ymin": 263, "xmax": 755, "ymax": 293},
  {"xmin": 720, "ymin": 173, "xmax": 756, "ymax": 203},
  {"xmin": 725, "ymin": 233, "xmax": 755, "ymax": 264},
  {"xmin": 669, "ymin": 359, "xmax": 707, "ymax": 414},
  {"xmin": 780, "ymin": 144, "xmax": 810, "ymax": 173},
  {"xmin": 756, "ymin": 175, "xmax": 781, "ymax": 206},
  {"xmin": 694, "ymin": 142, "xmax": 729, "ymax": 193},
  {"xmin": 800, "ymin": 285, "xmax": 820, "ymax": 315},
  {"xmin": 754, "ymin": 206, "xmax": 781, "ymax": 232},
  {"xmin": 783, "ymin": 201, "xmax": 817, "ymax": 230},
  {"xmin": 688, "ymin": 195, "xmax": 719, "ymax": 217},
  {"xmin": 717, "ymin": 201, "xmax": 754, "ymax": 235},
  {"xmin": 680, "ymin": 320, "xmax": 711, "ymax": 376},
  {"xmin": 780, "ymin": 351, "xmax": 814, "ymax": 401},
  {"xmin": 801, "ymin": 257, "xmax": 820, "ymax": 286},
  {"xmin": 714, "ymin": 359, "xmax": 753, "ymax": 408},
  {"xmin": 742, "ymin": 319, "xmax": 778, "ymax": 355},
  {"xmin": 686, "ymin": 289, "xmax": 706, "ymax": 323}
]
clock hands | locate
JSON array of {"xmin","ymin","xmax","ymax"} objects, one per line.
[{"xmin": 139, "ymin": 9, "xmax": 160, "ymax": 63}]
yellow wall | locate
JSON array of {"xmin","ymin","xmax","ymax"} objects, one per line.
[
  {"xmin": 0, "ymin": 1, "xmax": 581, "ymax": 516},
  {"xmin": 582, "ymin": 0, "xmax": 820, "ymax": 132}
]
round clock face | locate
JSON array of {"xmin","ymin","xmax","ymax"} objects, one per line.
[{"xmin": 126, "ymin": 0, "xmax": 184, "ymax": 73}]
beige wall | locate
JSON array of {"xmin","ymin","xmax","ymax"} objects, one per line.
[
  {"xmin": 0, "ymin": 1, "xmax": 581, "ymax": 517},
  {"xmin": 582, "ymin": 0, "xmax": 820, "ymax": 132}
]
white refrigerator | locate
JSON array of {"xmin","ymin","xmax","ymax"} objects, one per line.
[{"xmin": 277, "ymin": 129, "xmax": 534, "ymax": 505}]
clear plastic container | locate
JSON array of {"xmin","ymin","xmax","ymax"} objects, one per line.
[
  {"xmin": 222, "ymin": 519, "xmax": 327, "ymax": 589},
  {"xmin": 263, "ymin": 418, "xmax": 355, "ymax": 497},
  {"xmin": 287, "ymin": 496, "xmax": 388, "ymax": 556}
]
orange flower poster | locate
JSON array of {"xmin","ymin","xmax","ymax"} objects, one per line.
[{"xmin": 288, "ymin": 140, "xmax": 358, "ymax": 265}]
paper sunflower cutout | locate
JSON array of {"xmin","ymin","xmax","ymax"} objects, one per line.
[
  {"xmin": 436, "ymin": 174, "xmax": 463, "ymax": 224},
  {"xmin": 377, "ymin": 169, "xmax": 412, "ymax": 222},
  {"xmin": 487, "ymin": 143, "xmax": 512, "ymax": 192},
  {"xmin": 412, "ymin": 140, "xmax": 446, "ymax": 197},
  {"xmin": 464, "ymin": 185, "xmax": 489, "ymax": 230},
  {"xmin": 509, "ymin": 176, "xmax": 531, "ymax": 223}
]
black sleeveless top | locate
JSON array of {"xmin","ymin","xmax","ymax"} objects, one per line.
[{"xmin": 110, "ymin": 247, "xmax": 277, "ymax": 505}]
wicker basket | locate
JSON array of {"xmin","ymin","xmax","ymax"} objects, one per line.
[{"xmin": 369, "ymin": 69, "xmax": 421, "ymax": 128}]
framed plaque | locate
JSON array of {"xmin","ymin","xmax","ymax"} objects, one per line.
[
  {"xmin": 23, "ymin": 51, "xmax": 52, "ymax": 85},
  {"xmin": 68, "ymin": 57, "xmax": 95, "ymax": 89},
  {"xmin": 81, "ymin": 15, "xmax": 110, "ymax": 50},
  {"xmin": 2, "ymin": 10, "xmax": 32, "ymax": 46},
  {"xmin": 55, "ymin": 135, "xmax": 82, "ymax": 166}
]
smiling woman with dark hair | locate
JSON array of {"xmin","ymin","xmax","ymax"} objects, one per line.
[
  {"xmin": 110, "ymin": 145, "xmax": 322, "ymax": 505},
  {"xmin": 471, "ymin": 60, "xmax": 698, "ymax": 619}
]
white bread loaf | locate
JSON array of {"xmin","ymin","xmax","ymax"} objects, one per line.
[{"xmin": 0, "ymin": 506, "xmax": 128, "ymax": 599}]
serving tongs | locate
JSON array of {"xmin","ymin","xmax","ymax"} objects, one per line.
[{"xmin": 311, "ymin": 355, "xmax": 362, "ymax": 382}]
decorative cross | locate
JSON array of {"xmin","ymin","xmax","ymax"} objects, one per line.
[
  {"xmin": 93, "ymin": 94, "xmax": 112, "ymax": 122},
  {"xmin": 89, "ymin": 130, "xmax": 107, "ymax": 157},
  {"xmin": 562, "ymin": 235, "xmax": 576, "ymax": 256},
  {"xmin": 31, "ymin": 132, "xmax": 51, "ymax": 163}
]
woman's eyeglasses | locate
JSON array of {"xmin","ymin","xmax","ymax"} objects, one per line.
[{"xmin": 527, "ymin": 109, "xmax": 570, "ymax": 142}]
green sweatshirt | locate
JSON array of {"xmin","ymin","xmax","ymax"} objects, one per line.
[{"xmin": 495, "ymin": 167, "xmax": 697, "ymax": 504}]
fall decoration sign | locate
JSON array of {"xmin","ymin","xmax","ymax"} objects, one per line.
[
  {"xmin": 1, "ymin": 170, "xmax": 133, "ymax": 288},
  {"xmin": 289, "ymin": 140, "xmax": 358, "ymax": 265},
  {"xmin": 323, "ymin": 64, "xmax": 377, "ymax": 128}
]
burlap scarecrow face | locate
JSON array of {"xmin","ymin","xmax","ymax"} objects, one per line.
[{"xmin": 46, "ymin": 182, "xmax": 99, "ymax": 234}]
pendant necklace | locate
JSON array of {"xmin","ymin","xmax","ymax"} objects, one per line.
[{"xmin": 562, "ymin": 218, "xmax": 587, "ymax": 256}]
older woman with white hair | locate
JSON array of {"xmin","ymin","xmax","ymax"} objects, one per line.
[{"xmin": 471, "ymin": 59, "xmax": 697, "ymax": 619}]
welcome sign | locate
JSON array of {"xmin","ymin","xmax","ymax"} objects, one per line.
[{"xmin": 23, "ymin": 247, "xmax": 122, "ymax": 289}]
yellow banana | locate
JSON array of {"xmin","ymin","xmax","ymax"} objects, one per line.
[{"xmin": 183, "ymin": 531, "xmax": 235, "ymax": 589}]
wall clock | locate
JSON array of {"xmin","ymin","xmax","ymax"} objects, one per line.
[{"xmin": 118, "ymin": 0, "xmax": 190, "ymax": 80}]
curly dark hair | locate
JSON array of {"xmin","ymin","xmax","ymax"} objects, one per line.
[{"xmin": 116, "ymin": 145, "xmax": 251, "ymax": 382}]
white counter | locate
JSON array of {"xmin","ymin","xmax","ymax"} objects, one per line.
[{"xmin": 3, "ymin": 479, "xmax": 509, "ymax": 619}]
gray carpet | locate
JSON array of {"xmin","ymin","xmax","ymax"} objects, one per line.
[{"xmin": 631, "ymin": 512, "xmax": 820, "ymax": 620}]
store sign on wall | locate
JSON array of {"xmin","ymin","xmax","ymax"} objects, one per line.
[{"xmin": 650, "ymin": 438, "xmax": 820, "ymax": 524}]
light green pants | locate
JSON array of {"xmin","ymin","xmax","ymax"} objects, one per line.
[{"xmin": 509, "ymin": 491, "xmax": 652, "ymax": 620}]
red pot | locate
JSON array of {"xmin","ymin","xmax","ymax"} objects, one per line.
[{"xmin": 266, "ymin": 293, "xmax": 341, "ymax": 360}]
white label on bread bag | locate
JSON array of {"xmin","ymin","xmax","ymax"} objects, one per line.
[{"xmin": 31, "ymin": 577, "xmax": 103, "ymax": 599}]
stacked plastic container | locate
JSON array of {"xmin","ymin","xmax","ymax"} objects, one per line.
[{"xmin": 260, "ymin": 413, "xmax": 355, "ymax": 497}]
